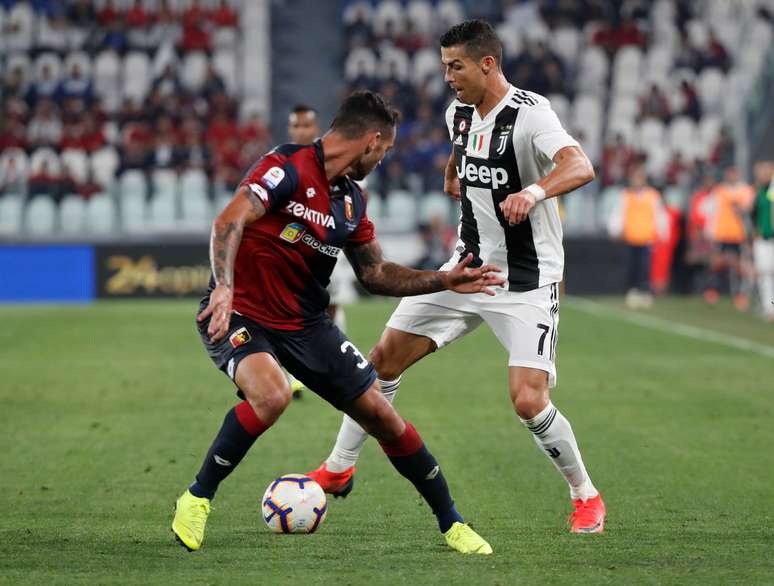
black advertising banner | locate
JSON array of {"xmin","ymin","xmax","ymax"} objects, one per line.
[{"xmin": 95, "ymin": 243, "xmax": 211, "ymax": 298}]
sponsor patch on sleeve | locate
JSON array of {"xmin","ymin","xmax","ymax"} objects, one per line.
[
  {"xmin": 261, "ymin": 166, "xmax": 285, "ymax": 189},
  {"xmin": 249, "ymin": 183, "xmax": 269, "ymax": 204}
]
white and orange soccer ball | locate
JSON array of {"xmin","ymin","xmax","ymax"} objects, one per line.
[{"xmin": 261, "ymin": 474, "xmax": 327, "ymax": 534}]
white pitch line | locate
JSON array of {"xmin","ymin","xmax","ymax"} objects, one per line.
[{"xmin": 565, "ymin": 296, "xmax": 774, "ymax": 359}]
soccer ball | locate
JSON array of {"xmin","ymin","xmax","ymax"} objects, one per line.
[{"xmin": 261, "ymin": 474, "xmax": 327, "ymax": 534}]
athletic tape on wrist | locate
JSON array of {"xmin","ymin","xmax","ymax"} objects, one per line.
[{"xmin": 525, "ymin": 183, "xmax": 546, "ymax": 202}]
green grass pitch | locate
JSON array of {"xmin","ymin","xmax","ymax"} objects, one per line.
[{"xmin": 0, "ymin": 298, "xmax": 772, "ymax": 585}]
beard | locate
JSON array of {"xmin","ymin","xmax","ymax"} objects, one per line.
[{"xmin": 348, "ymin": 159, "xmax": 372, "ymax": 181}]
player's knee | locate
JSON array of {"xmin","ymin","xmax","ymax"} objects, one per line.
[
  {"xmin": 510, "ymin": 378, "xmax": 549, "ymax": 419},
  {"xmin": 241, "ymin": 380, "xmax": 292, "ymax": 423},
  {"xmin": 369, "ymin": 343, "xmax": 403, "ymax": 381}
]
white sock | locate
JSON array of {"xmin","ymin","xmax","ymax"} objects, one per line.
[
  {"xmin": 325, "ymin": 377, "xmax": 401, "ymax": 472},
  {"xmin": 520, "ymin": 401, "xmax": 598, "ymax": 501}
]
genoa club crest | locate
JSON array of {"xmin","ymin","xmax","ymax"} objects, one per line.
[
  {"xmin": 229, "ymin": 327, "xmax": 252, "ymax": 349},
  {"xmin": 344, "ymin": 195, "xmax": 353, "ymax": 220}
]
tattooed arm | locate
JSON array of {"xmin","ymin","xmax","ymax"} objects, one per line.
[
  {"xmin": 197, "ymin": 185, "xmax": 267, "ymax": 341},
  {"xmin": 345, "ymin": 240, "xmax": 506, "ymax": 297}
]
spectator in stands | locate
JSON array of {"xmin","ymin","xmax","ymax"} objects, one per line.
[
  {"xmin": 601, "ymin": 133, "xmax": 637, "ymax": 186},
  {"xmin": 703, "ymin": 165, "xmax": 755, "ymax": 309},
  {"xmin": 414, "ymin": 217, "xmax": 456, "ymax": 271},
  {"xmin": 0, "ymin": 150, "xmax": 28, "ymax": 195},
  {"xmin": 210, "ymin": 0, "xmax": 239, "ymax": 28},
  {"xmin": 81, "ymin": 114, "xmax": 106, "ymax": 152},
  {"xmin": 0, "ymin": 118, "xmax": 28, "ymax": 151},
  {"xmin": 751, "ymin": 161, "xmax": 774, "ymax": 322},
  {"xmin": 117, "ymin": 98, "xmax": 145, "ymax": 127},
  {"xmin": 97, "ymin": 0, "xmax": 120, "ymax": 27},
  {"xmin": 60, "ymin": 120, "xmax": 91, "ymax": 151},
  {"xmin": 151, "ymin": 64, "xmax": 184, "ymax": 99},
  {"xmin": 396, "ymin": 20, "xmax": 428, "ymax": 54},
  {"xmin": 608, "ymin": 165, "xmax": 669, "ymax": 309},
  {"xmin": 68, "ymin": 0, "xmax": 96, "ymax": 29},
  {"xmin": 57, "ymin": 63, "xmax": 93, "ymax": 104},
  {"xmin": 239, "ymin": 110, "xmax": 271, "ymax": 158},
  {"xmin": 200, "ymin": 65, "xmax": 227, "ymax": 102},
  {"xmin": 27, "ymin": 160, "xmax": 62, "ymax": 201},
  {"xmin": 98, "ymin": 19, "xmax": 129, "ymax": 54},
  {"xmin": 345, "ymin": 3, "xmax": 374, "ymax": 49},
  {"xmin": 591, "ymin": 16, "xmax": 646, "ymax": 52},
  {"xmin": 117, "ymin": 140, "xmax": 152, "ymax": 178},
  {"xmin": 212, "ymin": 135, "xmax": 243, "ymax": 191},
  {"xmin": 179, "ymin": 117, "xmax": 211, "ymax": 174},
  {"xmin": 206, "ymin": 109, "xmax": 238, "ymax": 153},
  {"xmin": 2, "ymin": 66, "xmax": 29, "ymax": 101},
  {"xmin": 150, "ymin": 115, "xmax": 183, "ymax": 170},
  {"xmin": 376, "ymin": 158, "xmax": 410, "ymax": 199},
  {"xmin": 639, "ymin": 83, "xmax": 671, "ymax": 121},
  {"xmin": 180, "ymin": 0, "xmax": 212, "ymax": 53},
  {"xmin": 27, "ymin": 99, "xmax": 63, "ymax": 149},
  {"xmin": 27, "ymin": 64, "xmax": 60, "ymax": 106},
  {"xmin": 704, "ymin": 29, "xmax": 730, "ymax": 71},
  {"xmin": 665, "ymin": 152, "xmax": 693, "ymax": 189},
  {"xmin": 679, "ymin": 79, "xmax": 702, "ymax": 121},
  {"xmin": 709, "ymin": 127, "xmax": 735, "ymax": 168},
  {"xmin": 126, "ymin": 0, "xmax": 151, "ymax": 28}
]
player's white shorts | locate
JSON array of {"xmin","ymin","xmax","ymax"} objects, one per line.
[{"xmin": 386, "ymin": 278, "xmax": 560, "ymax": 387}]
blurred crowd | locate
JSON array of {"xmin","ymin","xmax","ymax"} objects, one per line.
[{"xmin": 0, "ymin": 0, "xmax": 269, "ymax": 202}]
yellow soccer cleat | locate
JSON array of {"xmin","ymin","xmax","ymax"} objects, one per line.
[
  {"xmin": 444, "ymin": 522, "xmax": 493, "ymax": 555},
  {"xmin": 172, "ymin": 490, "xmax": 211, "ymax": 551},
  {"xmin": 290, "ymin": 376, "xmax": 306, "ymax": 399}
]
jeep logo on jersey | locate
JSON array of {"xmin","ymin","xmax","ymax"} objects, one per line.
[
  {"xmin": 284, "ymin": 201, "xmax": 336, "ymax": 228},
  {"xmin": 261, "ymin": 166, "xmax": 285, "ymax": 189},
  {"xmin": 456, "ymin": 155, "xmax": 510, "ymax": 189}
]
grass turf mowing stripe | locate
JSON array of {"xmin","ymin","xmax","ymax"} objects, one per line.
[{"xmin": 566, "ymin": 296, "xmax": 774, "ymax": 359}]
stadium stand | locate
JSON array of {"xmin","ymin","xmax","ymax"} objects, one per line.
[
  {"xmin": 0, "ymin": 0, "xmax": 772, "ymax": 243},
  {"xmin": 0, "ymin": 0, "xmax": 268, "ymax": 237},
  {"xmin": 339, "ymin": 0, "xmax": 772, "ymax": 235}
]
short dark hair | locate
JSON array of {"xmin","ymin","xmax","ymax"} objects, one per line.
[
  {"xmin": 330, "ymin": 90, "xmax": 400, "ymax": 139},
  {"xmin": 440, "ymin": 19, "xmax": 503, "ymax": 66},
  {"xmin": 291, "ymin": 104, "xmax": 316, "ymax": 115}
]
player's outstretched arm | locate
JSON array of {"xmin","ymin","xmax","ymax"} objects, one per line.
[
  {"xmin": 345, "ymin": 240, "xmax": 505, "ymax": 297},
  {"xmin": 197, "ymin": 185, "xmax": 267, "ymax": 341},
  {"xmin": 499, "ymin": 145, "xmax": 595, "ymax": 226}
]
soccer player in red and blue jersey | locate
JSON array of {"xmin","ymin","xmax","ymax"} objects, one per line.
[{"xmin": 171, "ymin": 91, "xmax": 504, "ymax": 554}]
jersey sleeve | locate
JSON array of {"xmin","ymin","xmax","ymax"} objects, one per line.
[
  {"xmin": 445, "ymin": 101, "xmax": 457, "ymax": 141},
  {"xmin": 348, "ymin": 184, "xmax": 376, "ymax": 246},
  {"xmin": 238, "ymin": 152, "xmax": 299, "ymax": 212},
  {"xmin": 348, "ymin": 212, "xmax": 376, "ymax": 245},
  {"xmin": 522, "ymin": 104, "xmax": 580, "ymax": 161}
]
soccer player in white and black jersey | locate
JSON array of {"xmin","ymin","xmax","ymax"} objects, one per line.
[{"xmin": 309, "ymin": 20, "xmax": 606, "ymax": 533}]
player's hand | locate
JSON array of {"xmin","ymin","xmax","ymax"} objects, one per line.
[
  {"xmin": 499, "ymin": 190, "xmax": 536, "ymax": 226},
  {"xmin": 444, "ymin": 253, "xmax": 505, "ymax": 296},
  {"xmin": 197, "ymin": 283, "xmax": 233, "ymax": 342},
  {"xmin": 444, "ymin": 175, "xmax": 461, "ymax": 201}
]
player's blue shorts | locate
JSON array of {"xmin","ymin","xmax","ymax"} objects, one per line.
[{"xmin": 196, "ymin": 300, "xmax": 376, "ymax": 410}]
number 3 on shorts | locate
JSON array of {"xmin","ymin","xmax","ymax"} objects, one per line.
[{"xmin": 340, "ymin": 341, "xmax": 369, "ymax": 369}]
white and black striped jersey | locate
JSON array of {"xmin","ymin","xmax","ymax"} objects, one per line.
[{"xmin": 445, "ymin": 85, "xmax": 579, "ymax": 291}]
